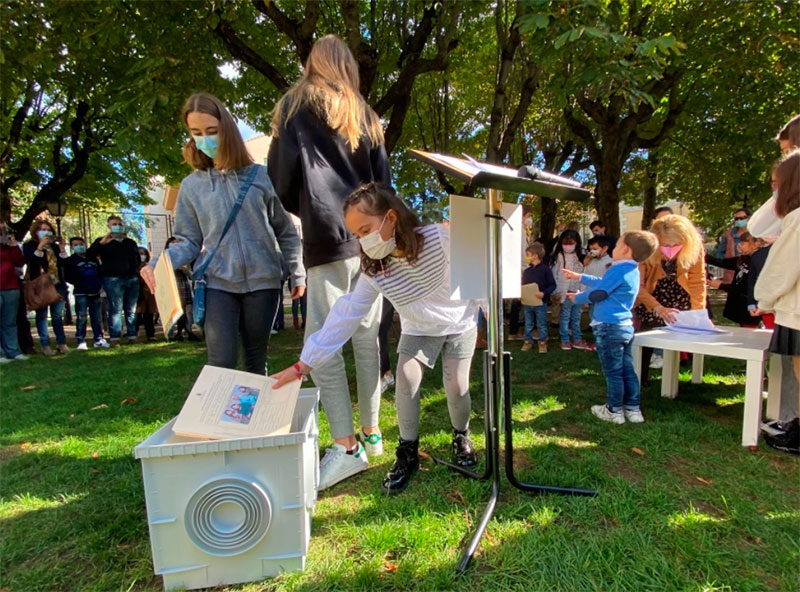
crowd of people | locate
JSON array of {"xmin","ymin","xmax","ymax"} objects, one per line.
[{"xmin": 2, "ymin": 36, "xmax": 798, "ymax": 496}]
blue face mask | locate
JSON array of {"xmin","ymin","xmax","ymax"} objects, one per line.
[
  {"xmin": 73, "ymin": 245, "xmax": 86, "ymax": 254},
  {"xmin": 193, "ymin": 134, "xmax": 219, "ymax": 159},
  {"xmin": 110, "ymin": 225, "xmax": 124, "ymax": 234},
  {"xmin": 734, "ymin": 219, "xmax": 748, "ymax": 228}
]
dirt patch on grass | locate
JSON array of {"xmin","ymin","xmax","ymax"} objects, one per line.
[{"xmin": 0, "ymin": 444, "xmax": 24, "ymax": 462}]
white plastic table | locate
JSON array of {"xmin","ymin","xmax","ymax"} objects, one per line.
[{"xmin": 632, "ymin": 327, "xmax": 778, "ymax": 447}]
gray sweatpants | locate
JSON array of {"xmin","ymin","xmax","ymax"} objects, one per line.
[{"xmin": 305, "ymin": 257, "xmax": 382, "ymax": 439}]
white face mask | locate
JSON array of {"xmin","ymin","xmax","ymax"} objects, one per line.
[{"xmin": 359, "ymin": 213, "xmax": 396, "ymax": 260}]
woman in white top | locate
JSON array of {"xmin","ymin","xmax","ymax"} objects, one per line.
[{"xmin": 273, "ymin": 183, "xmax": 480, "ymax": 494}]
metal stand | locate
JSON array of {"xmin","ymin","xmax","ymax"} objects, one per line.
[{"xmin": 432, "ymin": 188, "xmax": 597, "ymax": 572}]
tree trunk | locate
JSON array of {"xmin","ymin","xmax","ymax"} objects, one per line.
[{"xmin": 641, "ymin": 150, "xmax": 659, "ymax": 230}]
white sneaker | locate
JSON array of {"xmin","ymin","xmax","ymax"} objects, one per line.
[
  {"xmin": 380, "ymin": 373, "xmax": 395, "ymax": 393},
  {"xmin": 318, "ymin": 443, "xmax": 369, "ymax": 491},
  {"xmin": 76, "ymin": 342, "xmax": 89, "ymax": 351},
  {"xmin": 624, "ymin": 409, "xmax": 645, "ymax": 423},
  {"xmin": 360, "ymin": 429, "xmax": 384, "ymax": 457},
  {"xmin": 0, "ymin": 356, "xmax": 11, "ymax": 364},
  {"xmin": 93, "ymin": 339, "xmax": 110, "ymax": 349},
  {"xmin": 649, "ymin": 354, "xmax": 663, "ymax": 369},
  {"xmin": 591, "ymin": 404, "xmax": 625, "ymax": 424},
  {"xmin": 12, "ymin": 354, "xmax": 29, "ymax": 361}
]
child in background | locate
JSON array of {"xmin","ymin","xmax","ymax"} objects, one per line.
[
  {"xmin": 521, "ymin": 244, "xmax": 556, "ymax": 353},
  {"xmin": 551, "ymin": 229, "xmax": 591, "ymax": 350},
  {"xmin": 63, "ymin": 237, "xmax": 109, "ymax": 349},
  {"xmin": 705, "ymin": 231, "xmax": 763, "ymax": 328},
  {"xmin": 563, "ymin": 230, "xmax": 659, "ymax": 424},
  {"xmin": 584, "ymin": 235, "xmax": 613, "ymax": 278}
]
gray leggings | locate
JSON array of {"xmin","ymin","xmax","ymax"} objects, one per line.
[{"xmin": 395, "ymin": 353, "xmax": 472, "ymax": 441}]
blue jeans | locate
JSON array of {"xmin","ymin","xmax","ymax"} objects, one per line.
[
  {"xmin": 35, "ymin": 284, "xmax": 67, "ymax": 347},
  {"xmin": 204, "ymin": 287, "xmax": 281, "ymax": 374},
  {"xmin": 103, "ymin": 277, "xmax": 139, "ymax": 340},
  {"xmin": 74, "ymin": 293, "xmax": 104, "ymax": 343},
  {"xmin": 594, "ymin": 323, "xmax": 639, "ymax": 412},
  {"xmin": 0, "ymin": 289, "xmax": 22, "ymax": 358},
  {"xmin": 523, "ymin": 304, "xmax": 547, "ymax": 342},
  {"xmin": 559, "ymin": 297, "xmax": 583, "ymax": 343}
]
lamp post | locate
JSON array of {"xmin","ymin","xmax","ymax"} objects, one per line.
[{"xmin": 45, "ymin": 198, "xmax": 68, "ymax": 238}]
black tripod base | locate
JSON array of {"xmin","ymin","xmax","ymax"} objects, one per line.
[{"xmin": 448, "ymin": 351, "xmax": 597, "ymax": 572}]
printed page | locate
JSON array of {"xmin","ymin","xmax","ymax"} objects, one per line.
[
  {"xmin": 173, "ymin": 365, "xmax": 300, "ymax": 440},
  {"xmin": 153, "ymin": 251, "xmax": 183, "ymax": 336},
  {"xmin": 663, "ymin": 309, "xmax": 730, "ymax": 335}
]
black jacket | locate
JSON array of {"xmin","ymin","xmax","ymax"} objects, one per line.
[
  {"xmin": 87, "ymin": 236, "xmax": 140, "ymax": 278},
  {"xmin": 267, "ymin": 106, "xmax": 391, "ymax": 269},
  {"xmin": 706, "ymin": 253, "xmax": 755, "ymax": 325},
  {"xmin": 63, "ymin": 254, "xmax": 103, "ymax": 295}
]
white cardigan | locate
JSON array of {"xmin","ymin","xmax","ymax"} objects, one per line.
[{"xmin": 755, "ymin": 207, "xmax": 800, "ymax": 331}]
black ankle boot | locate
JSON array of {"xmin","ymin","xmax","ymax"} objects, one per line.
[
  {"xmin": 381, "ymin": 438, "xmax": 419, "ymax": 494},
  {"xmin": 452, "ymin": 429, "xmax": 477, "ymax": 468}
]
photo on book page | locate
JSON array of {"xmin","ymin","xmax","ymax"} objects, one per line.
[{"xmin": 663, "ymin": 309, "xmax": 730, "ymax": 335}]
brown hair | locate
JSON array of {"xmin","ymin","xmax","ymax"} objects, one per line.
[
  {"xmin": 621, "ymin": 230, "xmax": 659, "ymax": 263},
  {"xmin": 526, "ymin": 243, "xmax": 545, "ymax": 260},
  {"xmin": 343, "ymin": 183, "xmax": 422, "ymax": 277},
  {"xmin": 29, "ymin": 217, "xmax": 55, "ymax": 236},
  {"xmin": 181, "ymin": 93, "xmax": 253, "ymax": 171},
  {"xmin": 270, "ymin": 35, "xmax": 384, "ymax": 151},
  {"xmin": 773, "ymin": 149, "xmax": 800, "ymax": 218},
  {"xmin": 776, "ymin": 113, "xmax": 800, "ymax": 149},
  {"xmin": 649, "ymin": 215, "xmax": 703, "ymax": 268}
]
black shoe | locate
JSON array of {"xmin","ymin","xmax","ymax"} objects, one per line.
[
  {"xmin": 764, "ymin": 418, "xmax": 799, "ymax": 456},
  {"xmin": 186, "ymin": 332, "xmax": 201, "ymax": 342},
  {"xmin": 452, "ymin": 429, "xmax": 477, "ymax": 468},
  {"xmin": 381, "ymin": 438, "xmax": 419, "ymax": 494}
]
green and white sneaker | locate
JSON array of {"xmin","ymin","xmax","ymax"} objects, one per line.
[
  {"xmin": 318, "ymin": 443, "xmax": 369, "ymax": 491},
  {"xmin": 361, "ymin": 429, "xmax": 384, "ymax": 457}
]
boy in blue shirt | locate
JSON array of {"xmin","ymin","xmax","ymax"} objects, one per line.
[{"xmin": 563, "ymin": 230, "xmax": 658, "ymax": 424}]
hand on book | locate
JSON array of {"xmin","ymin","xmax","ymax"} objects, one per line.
[{"xmin": 271, "ymin": 361, "xmax": 311, "ymax": 389}]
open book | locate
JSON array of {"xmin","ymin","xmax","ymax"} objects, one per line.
[
  {"xmin": 172, "ymin": 365, "xmax": 301, "ymax": 440},
  {"xmin": 153, "ymin": 251, "xmax": 184, "ymax": 336},
  {"xmin": 408, "ymin": 149, "xmax": 590, "ymax": 202},
  {"xmin": 663, "ymin": 309, "xmax": 730, "ymax": 335}
]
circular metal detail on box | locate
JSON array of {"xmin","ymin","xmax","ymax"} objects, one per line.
[{"xmin": 184, "ymin": 477, "xmax": 272, "ymax": 556}]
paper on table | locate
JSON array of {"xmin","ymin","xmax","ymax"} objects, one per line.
[
  {"xmin": 663, "ymin": 309, "xmax": 730, "ymax": 335},
  {"xmin": 153, "ymin": 251, "xmax": 184, "ymax": 336},
  {"xmin": 173, "ymin": 365, "xmax": 300, "ymax": 440}
]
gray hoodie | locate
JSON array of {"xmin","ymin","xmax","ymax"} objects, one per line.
[{"xmin": 155, "ymin": 164, "xmax": 305, "ymax": 294}]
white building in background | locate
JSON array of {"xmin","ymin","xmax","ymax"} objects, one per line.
[
  {"xmin": 143, "ymin": 134, "xmax": 301, "ymax": 260},
  {"xmin": 618, "ymin": 199, "xmax": 692, "ymax": 232}
]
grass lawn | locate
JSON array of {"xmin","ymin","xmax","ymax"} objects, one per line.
[{"xmin": 1, "ymin": 314, "xmax": 798, "ymax": 591}]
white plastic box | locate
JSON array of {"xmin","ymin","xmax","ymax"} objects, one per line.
[{"xmin": 134, "ymin": 388, "xmax": 319, "ymax": 591}]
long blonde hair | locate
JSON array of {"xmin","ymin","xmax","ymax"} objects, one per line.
[
  {"xmin": 649, "ymin": 214, "xmax": 703, "ymax": 269},
  {"xmin": 181, "ymin": 93, "xmax": 253, "ymax": 171},
  {"xmin": 270, "ymin": 35, "xmax": 384, "ymax": 151}
]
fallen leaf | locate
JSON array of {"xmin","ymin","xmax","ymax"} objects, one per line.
[
  {"xmin": 747, "ymin": 445, "xmax": 759, "ymax": 452},
  {"xmin": 120, "ymin": 397, "xmax": 138, "ymax": 406},
  {"xmin": 418, "ymin": 450, "xmax": 432, "ymax": 460},
  {"xmin": 20, "ymin": 442, "xmax": 31, "ymax": 450},
  {"xmin": 383, "ymin": 560, "xmax": 397, "ymax": 573},
  {"xmin": 631, "ymin": 447, "xmax": 646, "ymax": 456},
  {"xmin": 755, "ymin": 537, "xmax": 762, "ymax": 544},
  {"xmin": 20, "ymin": 385, "xmax": 36, "ymax": 391},
  {"xmin": 69, "ymin": 414, "xmax": 75, "ymax": 418},
  {"xmin": 91, "ymin": 404, "xmax": 109, "ymax": 411},
  {"xmin": 91, "ymin": 452, "xmax": 100, "ymax": 459},
  {"xmin": 696, "ymin": 476, "xmax": 713, "ymax": 485},
  {"xmin": 116, "ymin": 543, "xmax": 131, "ymax": 549}
]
